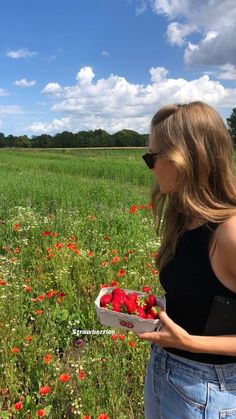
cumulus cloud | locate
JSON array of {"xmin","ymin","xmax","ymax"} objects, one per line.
[
  {"xmin": 167, "ymin": 22, "xmax": 198, "ymax": 46},
  {"xmin": 25, "ymin": 65, "xmax": 236, "ymax": 135},
  {"xmin": 26, "ymin": 117, "xmax": 72, "ymax": 134},
  {"xmin": 6, "ymin": 48, "xmax": 37, "ymax": 59},
  {"xmin": 14, "ymin": 78, "xmax": 36, "ymax": 88},
  {"xmin": 150, "ymin": 0, "xmax": 236, "ymax": 68},
  {"xmin": 41, "ymin": 82, "xmax": 62, "ymax": 96}
]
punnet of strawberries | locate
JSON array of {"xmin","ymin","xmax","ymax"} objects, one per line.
[{"xmin": 99, "ymin": 287, "xmax": 161, "ymax": 320}]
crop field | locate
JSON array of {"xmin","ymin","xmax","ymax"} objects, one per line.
[{"xmin": 0, "ymin": 148, "xmax": 164, "ymax": 419}]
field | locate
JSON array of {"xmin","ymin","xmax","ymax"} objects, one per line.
[{"xmin": 0, "ymin": 148, "xmax": 164, "ymax": 419}]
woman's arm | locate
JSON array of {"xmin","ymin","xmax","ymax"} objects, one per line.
[{"xmin": 136, "ymin": 311, "xmax": 236, "ymax": 356}]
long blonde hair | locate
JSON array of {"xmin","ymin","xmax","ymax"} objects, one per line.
[{"xmin": 151, "ymin": 101, "xmax": 236, "ymax": 271}]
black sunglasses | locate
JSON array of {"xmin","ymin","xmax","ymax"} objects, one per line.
[{"xmin": 142, "ymin": 152, "xmax": 161, "ymax": 169}]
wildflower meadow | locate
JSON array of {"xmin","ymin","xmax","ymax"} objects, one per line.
[{"xmin": 0, "ymin": 148, "xmax": 164, "ymax": 419}]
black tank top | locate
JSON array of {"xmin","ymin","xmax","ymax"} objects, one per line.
[{"xmin": 159, "ymin": 221, "xmax": 236, "ymax": 364}]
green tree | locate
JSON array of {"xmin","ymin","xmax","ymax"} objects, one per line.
[
  {"xmin": 13, "ymin": 135, "xmax": 31, "ymax": 148},
  {"xmin": 31, "ymin": 134, "xmax": 52, "ymax": 148},
  {"xmin": 226, "ymin": 108, "xmax": 236, "ymax": 146},
  {"xmin": 0, "ymin": 132, "xmax": 5, "ymax": 147}
]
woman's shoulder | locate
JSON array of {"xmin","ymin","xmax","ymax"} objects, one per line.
[
  {"xmin": 215, "ymin": 216, "xmax": 236, "ymax": 277},
  {"xmin": 218, "ymin": 215, "xmax": 236, "ymax": 238}
]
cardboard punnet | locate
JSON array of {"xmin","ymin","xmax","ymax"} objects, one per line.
[{"xmin": 95, "ymin": 287, "xmax": 166, "ymax": 332}]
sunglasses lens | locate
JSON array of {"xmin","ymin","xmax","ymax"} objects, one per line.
[{"xmin": 142, "ymin": 154, "xmax": 155, "ymax": 169}]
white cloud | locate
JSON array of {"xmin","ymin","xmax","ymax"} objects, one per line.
[
  {"xmin": 24, "ymin": 66, "xmax": 236, "ymax": 135},
  {"xmin": 6, "ymin": 48, "xmax": 37, "ymax": 59},
  {"xmin": 150, "ymin": 0, "xmax": 236, "ymax": 68},
  {"xmin": 167, "ymin": 22, "xmax": 198, "ymax": 46},
  {"xmin": 41, "ymin": 82, "xmax": 62, "ymax": 95},
  {"xmin": 217, "ymin": 64, "xmax": 236, "ymax": 80},
  {"xmin": 75, "ymin": 67, "xmax": 95, "ymax": 84},
  {"xmin": 26, "ymin": 117, "xmax": 72, "ymax": 134},
  {"xmin": 0, "ymin": 88, "xmax": 9, "ymax": 96},
  {"xmin": 14, "ymin": 78, "xmax": 36, "ymax": 88}
]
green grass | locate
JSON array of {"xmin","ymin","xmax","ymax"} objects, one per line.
[{"xmin": 0, "ymin": 149, "xmax": 163, "ymax": 419}]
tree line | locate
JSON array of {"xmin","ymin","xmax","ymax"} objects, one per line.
[
  {"xmin": 0, "ymin": 108, "xmax": 235, "ymax": 148},
  {"xmin": 0, "ymin": 129, "xmax": 148, "ymax": 148}
]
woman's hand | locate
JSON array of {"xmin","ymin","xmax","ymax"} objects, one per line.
[{"xmin": 135, "ymin": 310, "xmax": 193, "ymax": 351}]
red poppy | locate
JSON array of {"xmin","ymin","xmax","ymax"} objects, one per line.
[
  {"xmin": 24, "ymin": 285, "xmax": 32, "ymax": 292},
  {"xmin": 54, "ymin": 243, "xmax": 64, "ymax": 249},
  {"xmin": 43, "ymin": 354, "xmax": 52, "ymax": 364},
  {"xmin": 79, "ymin": 370, "xmax": 86, "ymax": 380},
  {"xmin": 103, "ymin": 235, "xmax": 110, "ymax": 241},
  {"xmin": 52, "ymin": 232, "xmax": 58, "ymax": 237},
  {"xmin": 59, "ymin": 373, "xmax": 70, "ymax": 382},
  {"xmin": 118, "ymin": 334, "xmax": 125, "ymax": 340},
  {"xmin": 25, "ymin": 336, "xmax": 33, "ymax": 342},
  {"xmin": 87, "ymin": 251, "xmax": 94, "ymax": 257},
  {"xmin": 129, "ymin": 340, "xmax": 136, "ymax": 348},
  {"xmin": 14, "ymin": 402, "xmax": 23, "ymax": 410},
  {"xmin": 36, "ymin": 310, "xmax": 44, "ymax": 315},
  {"xmin": 37, "ymin": 409, "xmax": 46, "ymax": 417},
  {"xmin": 98, "ymin": 414, "xmax": 109, "ymax": 419},
  {"xmin": 42, "ymin": 231, "xmax": 51, "ymax": 237},
  {"xmin": 111, "ymin": 256, "xmax": 119, "ymax": 264},
  {"xmin": 13, "ymin": 223, "xmax": 21, "ymax": 231},
  {"xmin": 100, "ymin": 283, "xmax": 110, "ymax": 288},
  {"xmin": 116, "ymin": 269, "xmax": 126, "ymax": 277},
  {"xmin": 129, "ymin": 205, "xmax": 138, "ymax": 213},
  {"xmin": 142, "ymin": 286, "xmax": 151, "ymax": 293},
  {"xmin": 11, "ymin": 346, "xmax": 20, "ymax": 354},
  {"xmin": 110, "ymin": 280, "xmax": 119, "ymax": 287},
  {"xmin": 0, "ymin": 280, "xmax": 8, "ymax": 286},
  {"xmin": 39, "ymin": 385, "xmax": 51, "ymax": 396}
]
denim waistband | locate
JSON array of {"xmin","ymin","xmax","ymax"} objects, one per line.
[{"xmin": 150, "ymin": 343, "xmax": 236, "ymax": 387}]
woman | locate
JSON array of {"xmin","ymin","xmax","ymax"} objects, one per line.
[{"xmin": 137, "ymin": 102, "xmax": 236, "ymax": 418}]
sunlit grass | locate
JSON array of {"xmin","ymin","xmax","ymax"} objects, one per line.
[{"xmin": 0, "ymin": 149, "xmax": 164, "ymax": 419}]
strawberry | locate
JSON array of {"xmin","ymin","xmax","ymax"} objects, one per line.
[
  {"xmin": 111, "ymin": 300, "xmax": 121, "ymax": 312},
  {"xmin": 126, "ymin": 292, "xmax": 138, "ymax": 303},
  {"xmin": 147, "ymin": 294, "xmax": 157, "ymax": 307},
  {"xmin": 147, "ymin": 306, "xmax": 161, "ymax": 319},
  {"xmin": 124, "ymin": 299, "xmax": 137, "ymax": 315},
  {"xmin": 136, "ymin": 296, "xmax": 147, "ymax": 309},
  {"xmin": 135, "ymin": 306, "xmax": 147, "ymax": 319},
  {"xmin": 111, "ymin": 288, "xmax": 127, "ymax": 303},
  {"xmin": 100, "ymin": 294, "xmax": 112, "ymax": 307},
  {"xmin": 146, "ymin": 313, "xmax": 155, "ymax": 320}
]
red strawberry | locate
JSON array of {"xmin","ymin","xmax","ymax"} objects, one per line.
[
  {"xmin": 111, "ymin": 288, "xmax": 127, "ymax": 303},
  {"xmin": 100, "ymin": 294, "xmax": 112, "ymax": 307},
  {"xmin": 126, "ymin": 292, "xmax": 138, "ymax": 303},
  {"xmin": 147, "ymin": 294, "xmax": 157, "ymax": 307},
  {"xmin": 146, "ymin": 313, "xmax": 155, "ymax": 320},
  {"xmin": 135, "ymin": 306, "xmax": 147, "ymax": 319},
  {"xmin": 124, "ymin": 299, "xmax": 137, "ymax": 314},
  {"xmin": 136, "ymin": 296, "xmax": 147, "ymax": 308},
  {"xmin": 147, "ymin": 306, "xmax": 161, "ymax": 319},
  {"xmin": 111, "ymin": 300, "xmax": 121, "ymax": 312}
]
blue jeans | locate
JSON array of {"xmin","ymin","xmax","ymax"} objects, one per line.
[{"xmin": 144, "ymin": 343, "xmax": 236, "ymax": 418}]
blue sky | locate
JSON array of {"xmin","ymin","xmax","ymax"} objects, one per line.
[{"xmin": 0, "ymin": 0, "xmax": 236, "ymax": 136}]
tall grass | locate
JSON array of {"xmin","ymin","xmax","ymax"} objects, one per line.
[{"xmin": 0, "ymin": 149, "xmax": 163, "ymax": 419}]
